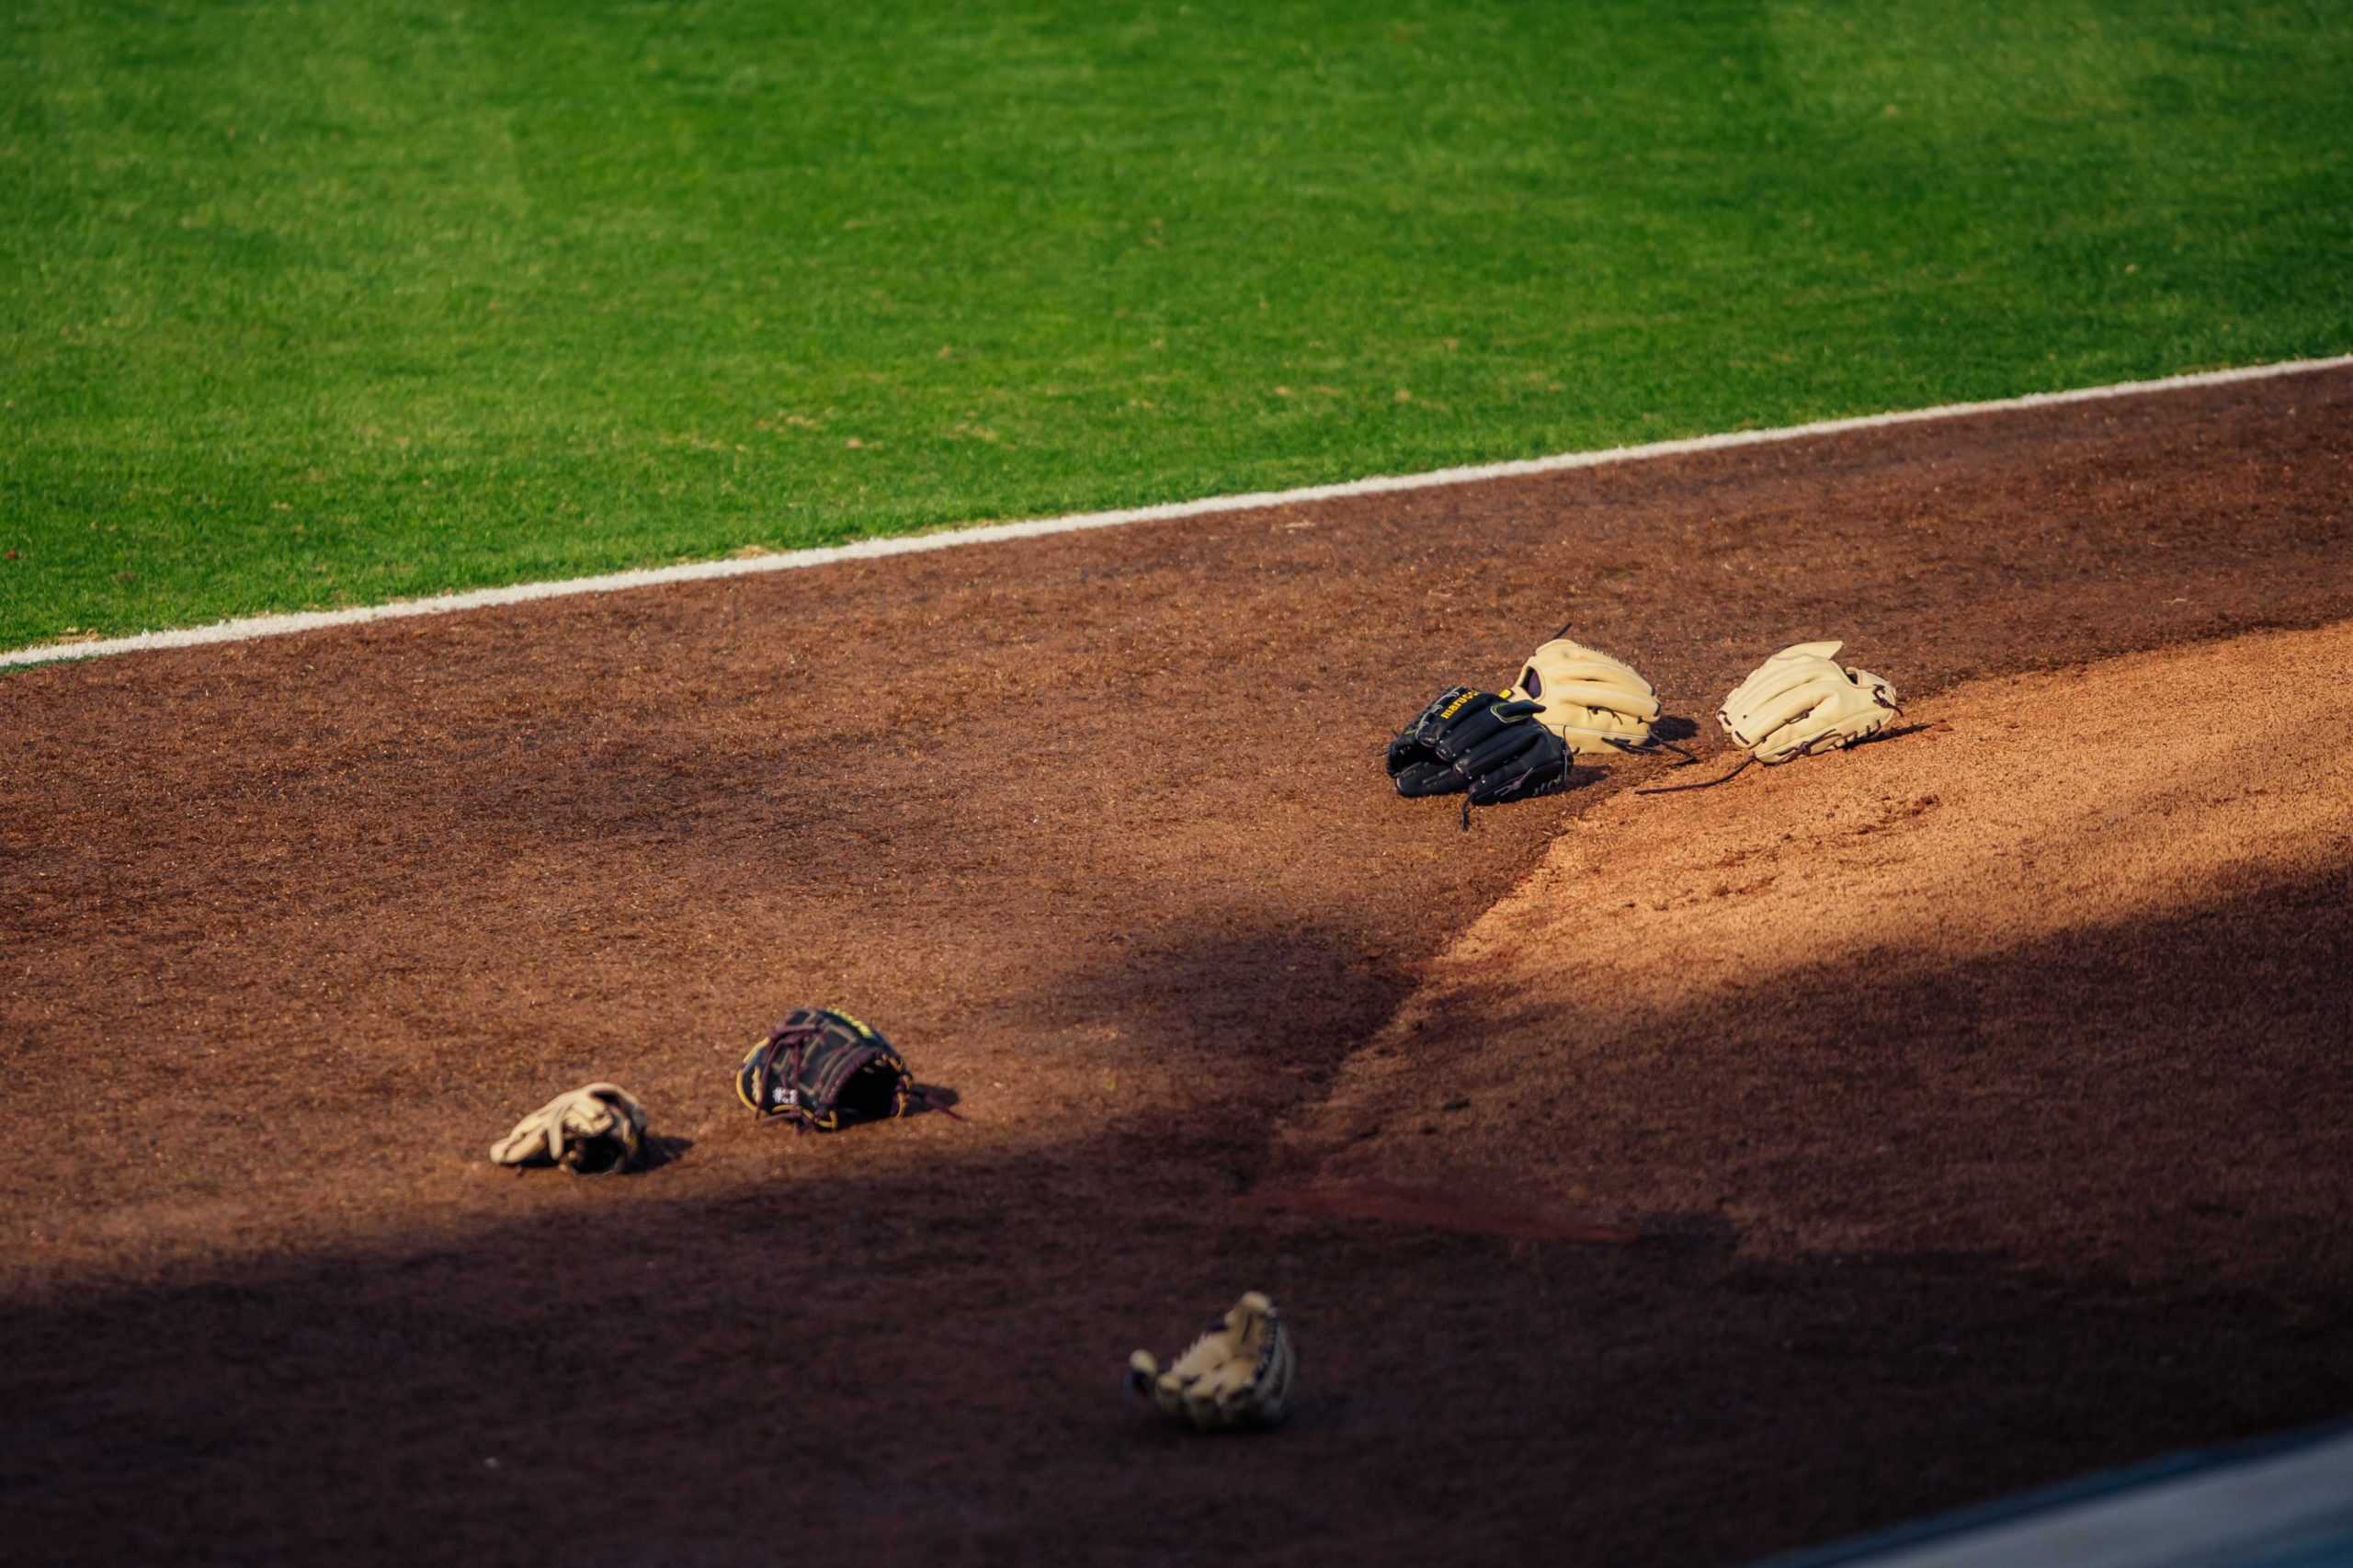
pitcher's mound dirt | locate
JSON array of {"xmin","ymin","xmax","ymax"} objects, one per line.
[
  {"xmin": 6, "ymin": 369, "xmax": 2351, "ymax": 1568},
  {"xmin": 1279, "ymin": 620, "xmax": 2353, "ymax": 1290}
]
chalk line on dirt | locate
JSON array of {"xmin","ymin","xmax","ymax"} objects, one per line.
[{"xmin": 6, "ymin": 353, "xmax": 2348, "ymax": 671}]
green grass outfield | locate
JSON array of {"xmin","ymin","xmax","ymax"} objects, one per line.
[{"xmin": 4, "ymin": 0, "xmax": 2348, "ymax": 651}]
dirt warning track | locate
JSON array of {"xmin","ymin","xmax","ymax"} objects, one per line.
[{"xmin": 4, "ymin": 368, "xmax": 2350, "ymax": 1565}]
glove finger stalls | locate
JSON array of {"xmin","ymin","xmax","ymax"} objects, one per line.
[
  {"xmin": 1452, "ymin": 716, "xmax": 1551, "ymax": 779},
  {"xmin": 489, "ymin": 1098, "xmax": 574, "ymax": 1167},
  {"xmin": 1752, "ymin": 720, "xmax": 1836, "ymax": 764},
  {"xmin": 1510, "ymin": 643, "xmax": 1661, "ymax": 739},
  {"xmin": 1543, "ymin": 703, "xmax": 1660, "ymax": 742},
  {"xmin": 488, "ymin": 1109, "xmax": 555, "ymax": 1166},
  {"xmin": 1542, "ymin": 679, "xmax": 1662, "ymax": 721},
  {"xmin": 555, "ymin": 1094, "xmax": 620, "ymax": 1161},
  {"xmin": 1393, "ymin": 687, "xmax": 1511, "ymax": 763},
  {"xmin": 1389, "ymin": 687, "xmax": 1477, "ymax": 772},
  {"xmin": 1731, "ymin": 679, "xmax": 1843, "ymax": 752},
  {"xmin": 1722, "ymin": 642, "xmax": 1851, "ymax": 717},
  {"xmin": 1514, "ymin": 640, "xmax": 1654, "ymax": 696},
  {"xmin": 1723, "ymin": 660, "xmax": 1832, "ymax": 719},
  {"xmin": 1797, "ymin": 688, "xmax": 1900, "ymax": 755},
  {"xmin": 559, "ymin": 1097, "xmax": 615, "ymax": 1133},
  {"xmin": 1386, "ymin": 739, "xmax": 1442, "ymax": 778},
  {"xmin": 1392, "ymin": 759, "xmax": 1469, "ymax": 798},
  {"xmin": 1751, "ymin": 689, "xmax": 1893, "ymax": 762},
  {"xmin": 1426, "ymin": 704, "xmax": 1514, "ymax": 762},
  {"xmin": 1466, "ymin": 731, "xmax": 1571, "ymax": 805},
  {"xmin": 1552, "ymin": 717, "xmax": 1654, "ymax": 755},
  {"xmin": 1521, "ymin": 659, "xmax": 1658, "ymax": 699}
]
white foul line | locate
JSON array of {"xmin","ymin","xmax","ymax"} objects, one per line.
[{"xmin": 6, "ymin": 353, "xmax": 2347, "ymax": 670}]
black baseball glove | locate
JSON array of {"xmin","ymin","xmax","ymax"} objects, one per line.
[
  {"xmin": 735, "ymin": 1007, "xmax": 917, "ymax": 1132},
  {"xmin": 1386, "ymin": 686, "xmax": 1574, "ymax": 808}
]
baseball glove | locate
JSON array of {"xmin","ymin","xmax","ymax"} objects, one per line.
[
  {"xmin": 736, "ymin": 1007, "xmax": 915, "ymax": 1132},
  {"xmin": 1386, "ymin": 687, "xmax": 1573, "ymax": 809},
  {"xmin": 489, "ymin": 1083, "xmax": 649, "ymax": 1175},
  {"xmin": 1506, "ymin": 633, "xmax": 1663, "ymax": 756},
  {"xmin": 1127, "ymin": 1291, "xmax": 1297, "ymax": 1431},
  {"xmin": 1720, "ymin": 640, "xmax": 1901, "ymax": 764}
]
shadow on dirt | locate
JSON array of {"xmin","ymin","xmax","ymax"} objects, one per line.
[
  {"xmin": 7, "ymin": 1117, "xmax": 2349, "ymax": 1568},
  {"xmin": 8, "ymin": 860, "xmax": 2353, "ymax": 1568},
  {"xmin": 1653, "ymin": 714, "xmax": 1703, "ymax": 745},
  {"xmin": 642, "ymin": 1133, "xmax": 696, "ymax": 1170},
  {"xmin": 1280, "ymin": 860, "xmax": 2353, "ymax": 1305}
]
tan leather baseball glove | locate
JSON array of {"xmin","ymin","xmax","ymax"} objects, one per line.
[
  {"xmin": 1127, "ymin": 1291, "xmax": 1297, "ymax": 1431},
  {"xmin": 489, "ymin": 1083, "xmax": 649, "ymax": 1175},
  {"xmin": 1506, "ymin": 634, "xmax": 1663, "ymax": 756},
  {"xmin": 1720, "ymin": 640, "xmax": 1901, "ymax": 764}
]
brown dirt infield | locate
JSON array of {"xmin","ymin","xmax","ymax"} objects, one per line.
[
  {"xmin": 1276, "ymin": 619, "xmax": 2353, "ymax": 1291},
  {"xmin": 3, "ymin": 368, "xmax": 2350, "ymax": 1566}
]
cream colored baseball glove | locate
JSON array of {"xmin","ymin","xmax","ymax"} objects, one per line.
[
  {"xmin": 1127, "ymin": 1291, "xmax": 1297, "ymax": 1430},
  {"xmin": 489, "ymin": 1083, "xmax": 649, "ymax": 1176},
  {"xmin": 1506, "ymin": 634, "xmax": 1663, "ymax": 756},
  {"xmin": 1720, "ymin": 640, "xmax": 1901, "ymax": 764}
]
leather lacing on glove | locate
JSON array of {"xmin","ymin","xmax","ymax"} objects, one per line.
[{"xmin": 1635, "ymin": 751, "xmax": 1765, "ymax": 795}]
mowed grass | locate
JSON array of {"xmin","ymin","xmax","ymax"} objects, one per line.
[{"xmin": 3, "ymin": 0, "xmax": 2347, "ymax": 649}]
